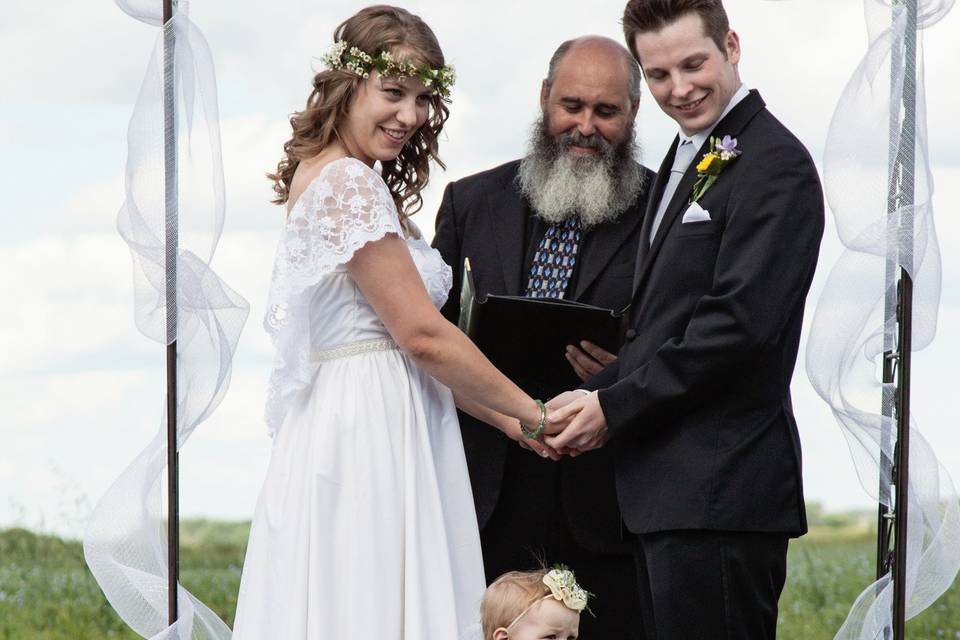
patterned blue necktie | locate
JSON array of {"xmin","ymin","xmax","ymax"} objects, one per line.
[{"xmin": 523, "ymin": 216, "xmax": 582, "ymax": 299}]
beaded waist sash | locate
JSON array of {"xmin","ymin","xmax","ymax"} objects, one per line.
[{"xmin": 310, "ymin": 337, "xmax": 399, "ymax": 363}]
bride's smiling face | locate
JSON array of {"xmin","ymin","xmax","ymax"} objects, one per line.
[{"xmin": 339, "ymin": 70, "xmax": 432, "ymax": 166}]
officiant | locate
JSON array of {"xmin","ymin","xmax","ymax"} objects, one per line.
[{"xmin": 432, "ymin": 36, "xmax": 654, "ymax": 639}]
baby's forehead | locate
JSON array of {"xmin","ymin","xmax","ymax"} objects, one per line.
[{"xmin": 530, "ymin": 598, "xmax": 580, "ymax": 626}]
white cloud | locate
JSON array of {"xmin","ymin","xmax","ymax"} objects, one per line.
[
  {"xmin": 0, "ymin": 229, "xmax": 277, "ymax": 375},
  {"xmin": 0, "ymin": 1, "xmax": 152, "ymax": 104},
  {"xmin": 55, "ymin": 113, "xmax": 291, "ymax": 233},
  {"xmin": 60, "ymin": 175, "xmax": 126, "ymax": 231},
  {"xmin": 0, "ymin": 368, "xmax": 161, "ymax": 536},
  {"xmin": 0, "ymin": 365, "xmax": 273, "ymax": 537},
  {"xmin": 0, "ymin": 234, "xmax": 143, "ymax": 373}
]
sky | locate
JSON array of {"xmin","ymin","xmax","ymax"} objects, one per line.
[{"xmin": 1, "ymin": 0, "xmax": 959, "ymax": 538}]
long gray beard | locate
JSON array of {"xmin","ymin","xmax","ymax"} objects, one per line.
[{"xmin": 516, "ymin": 115, "xmax": 644, "ymax": 228}]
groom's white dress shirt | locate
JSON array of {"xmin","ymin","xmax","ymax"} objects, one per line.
[{"xmin": 648, "ymin": 83, "xmax": 750, "ymax": 245}]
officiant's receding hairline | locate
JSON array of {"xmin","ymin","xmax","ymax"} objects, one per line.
[{"xmin": 542, "ymin": 36, "xmax": 643, "ymax": 107}]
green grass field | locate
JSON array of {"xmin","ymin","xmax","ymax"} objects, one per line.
[{"xmin": 1, "ymin": 518, "xmax": 957, "ymax": 639}]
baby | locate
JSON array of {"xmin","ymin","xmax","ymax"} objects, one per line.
[{"xmin": 480, "ymin": 566, "xmax": 589, "ymax": 640}]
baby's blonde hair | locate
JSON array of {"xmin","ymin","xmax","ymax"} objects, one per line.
[{"xmin": 480, "ymin": 569, "xmax": 554, "ymax": 639}]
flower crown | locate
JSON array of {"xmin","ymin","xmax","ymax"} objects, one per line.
[{"xmin": 320, "ymin": 40, "xmax": 455, "ymax": 99}]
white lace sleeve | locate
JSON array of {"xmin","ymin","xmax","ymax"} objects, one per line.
[{"xmin": 262, "ymin": 157, "xmax": 402, "ymax": 436}]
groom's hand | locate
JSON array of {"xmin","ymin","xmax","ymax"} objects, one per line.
[
  {"xmin": 545, "ymin": 391, "xmax": 609, "ymax": 453},
  {"xmin": 546, "ymin": 390, "xmax": 587, "ymax": 412},
  {"xmin": 566, "ymin": 340, "xmax": 617, "ymax": 381},
  {"xmin": 543, "ymin": 390, "xmax": 590, "ymax": 435},
  {"xmin": 544, "ymin": 391, "xmax": 591, "ymax": 457}
]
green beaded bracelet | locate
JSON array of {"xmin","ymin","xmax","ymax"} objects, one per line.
[{"xmin": 520, "ymin": 399, "xmax": 547, "ymax": 440}]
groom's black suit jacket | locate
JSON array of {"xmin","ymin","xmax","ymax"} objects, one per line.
[
  {"xmin": 583, "ymin": 90, "xmax": 824, "ymax": 536},
  {"xmin": 433, "ymin": 159, "xmax": 654, "ymax": 553}
]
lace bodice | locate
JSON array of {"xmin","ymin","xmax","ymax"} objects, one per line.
[{"xmin": 263, "ymin": 157, "xmax": 453, "ymax": 435}]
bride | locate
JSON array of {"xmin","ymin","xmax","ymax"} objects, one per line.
[{"xmin": 231, "ymin": 5, "xmax": 557, "ymax": 638}]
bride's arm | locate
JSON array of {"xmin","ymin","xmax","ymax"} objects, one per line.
[
  {"xmin": 347, "ymin": 233, "xmax": 547, "ymax": 434},
  {"xmin": 453, "ymin": 392, "xmax": 560, "ymax": 460}
]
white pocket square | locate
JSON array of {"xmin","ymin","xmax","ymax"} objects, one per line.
[{"xmin": 681, "ymin": 202, "xmax": 711, "ymax": 223}]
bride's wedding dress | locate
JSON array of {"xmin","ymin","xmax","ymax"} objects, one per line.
[{"xmin": 232, "ymin": 157, "xmax": 485, "ymax": 638}]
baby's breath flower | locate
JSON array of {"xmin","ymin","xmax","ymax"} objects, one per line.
[{"xmin": 319, "ymin": 40, "xmax": 455, "ymax": 98}]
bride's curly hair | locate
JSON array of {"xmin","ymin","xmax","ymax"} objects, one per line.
[{"xmin": 268, "ymin": 5, "xmax": 451, "ymax": 222}]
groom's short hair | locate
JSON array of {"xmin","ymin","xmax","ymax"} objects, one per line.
[{"xmin": 622, "ymin": 0, "xmax": 730, "ymax": 62}]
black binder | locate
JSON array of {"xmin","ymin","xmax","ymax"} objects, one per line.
[{"xmin": 458, "ymin": 258, "xmax": 627, "ymax": 395}]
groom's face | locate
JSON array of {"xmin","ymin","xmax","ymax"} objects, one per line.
[{"xmin": 632, "ymin": 11, "xmax": 741, "ymax": 136}]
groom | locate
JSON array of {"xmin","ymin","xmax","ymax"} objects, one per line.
[{"xmin": 546, "ymin": 1, "xmax": 824, "ymax": 638}]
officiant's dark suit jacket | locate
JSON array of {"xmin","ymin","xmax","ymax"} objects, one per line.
[
  {"xmin": 433, "ymin": 158, "xmax": 655, "ymax": 553},
  {"xmin": 582, "ymin": 90, "xmax": 823, "ymax": 536}
]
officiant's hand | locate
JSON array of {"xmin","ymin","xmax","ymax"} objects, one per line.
[
  {"xmin": 544, "ymin": 391, "xmax": 609, "ymax": 454},
  {"xmin": 566, "ymin": 341, "xmax": 617, "ymax": 381}
]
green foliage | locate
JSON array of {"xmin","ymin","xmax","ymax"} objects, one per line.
[
  {"xmin": 0, "ymin": 521, "xmax": 248, "ymax": 638},
  {"xmin": 780, "ymin": 533, "xmax": 960, "ymax": 638},
  {"xmin": 2, "ymin": 520, "xmax": 958, "ymax": 639}
]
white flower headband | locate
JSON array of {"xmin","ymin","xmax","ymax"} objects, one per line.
[
  {"xmin": 320, "ymin": 40, "xmax": 456, "ymax": 99},
  {"xmin": 506, "ymin": 566, "xmax": 592, "ymax": 630}
]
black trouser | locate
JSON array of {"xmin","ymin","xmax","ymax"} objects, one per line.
[
  {"xmin": 480, "ymin": 445, "xmax": 642, "ymax": 640},
  {"xmin": 634, "ymin": 529, "xmax": 789, "ymax": 640}
]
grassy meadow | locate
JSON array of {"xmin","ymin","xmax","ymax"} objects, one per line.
[{"xmin": 1, "ymin": 508, "xmax": 958, "ymax": 639}]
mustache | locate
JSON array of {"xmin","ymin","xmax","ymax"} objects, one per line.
[
  {"xmin": 517, "ymin": 112, "xmax": 645, "ymax": 228},
  {"xmin": 555, "ymin": 130, "xmax": 613, "ymax": 154}
]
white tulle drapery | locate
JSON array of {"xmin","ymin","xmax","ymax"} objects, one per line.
[
  {"xmin": 805, "ymin": 0, "xmax": 960, "ymax": 638},
  {"xmin": 83, "ymin": 2, "xmax": 248, "ymax": 639}
]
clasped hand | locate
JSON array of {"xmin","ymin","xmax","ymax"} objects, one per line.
[
  {"xmin": 509, "ymin": 390, "xmax": 609, "ymax": 460},
  {"xmin": 544, "ymin": 390, "xmax": 609, "ymax": 455}
]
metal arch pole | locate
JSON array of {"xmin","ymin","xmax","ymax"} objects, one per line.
[
  {"xmin": 891, "ymin": 0, "xmax": 918, "ymax": 635},
  {"xmin": 875, "ymin": 1, "xmax": 916, "ymax": 637},
  {"xmin": 877, "ymin": 0, "xmax": 905, "ymax": 591},
  {"xmin": 875, "ymin": 0, "xmax": 917, "ymax": 637},
  {"xmin": 162, "ymin": 0, "xmax": 180, "ymax": 626}
]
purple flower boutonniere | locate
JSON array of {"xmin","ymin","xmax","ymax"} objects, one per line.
[{"xmin": 691, "ymin": 135, "xmax": 741, "ymax": 203}]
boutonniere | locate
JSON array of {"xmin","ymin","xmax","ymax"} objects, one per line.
[{"xmin": 690, "ymin": 135, "xmax": 741, "ymax": 203}]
